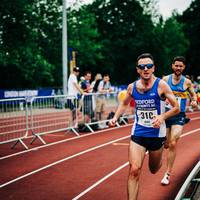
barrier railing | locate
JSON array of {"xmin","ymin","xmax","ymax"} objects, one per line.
[
  {"xmin": 0, "ymin": 98, "xmax": 28, "ymax": 149},
  {"xmin": 80, "ymin": 92, "xmax": 133, "ymax": 132},
  {"xmin": 175, "ymin": 160, "xmax": 200, "ymax": 200},
  {"xmin": 30, "ymin": 95, "xmax": 80, "ymax": 144},
  {"xmin": 0, "ymin": 92, "xmax": 134, "ymax": 149}
]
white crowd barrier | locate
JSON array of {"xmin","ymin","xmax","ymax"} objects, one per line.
[
  {"xmin": 175, "ymin": 160, "xmax": 200, "ymax": 200},
  {"xmin": 30, "ymin": 95, "xmax": 80, "ymax": 144},
  {"xmin": 0, "ymin": 93, "xmax": 134, "ymax": 149},
  {"xmin": 0, "ymin": 98, "xmax": 28, "ymax": 149},
  {"xmin": 80, "ymin": 92, "xmax": 133, "ymax": 132}
]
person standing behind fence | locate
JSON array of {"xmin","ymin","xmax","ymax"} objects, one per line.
[
  {"xmin": 96, "ymin": 74, "xmax": 112, "ymax": 121},
  {"xmin": 90, "ymin": 73, "xmax": 103, "ymax": 119},
  {"xmin": 80, "ymin": 71, "xmax": 93, "ymax": 122},
  {"xmin": 91, "ymin": 73, "xmax": 103, "ymax": 92},
  {"xmin": 67, "ymin": 67, "xmax": 84, "ymax": 126}
]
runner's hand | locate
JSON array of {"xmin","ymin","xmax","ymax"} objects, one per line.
[
  {"xmin": 190, "ymin": 100, "xmax": 198, "ymax": 109},
  {"xmin": 109, "ymin": 117, "xmax": 117, "ymax": 127},
  {"xmin": 152, "ymin": 115, "xmax": 164, "ymax": 128}
]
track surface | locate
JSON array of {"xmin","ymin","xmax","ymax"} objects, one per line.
[{"xmin": 0, "ymin": 111, "xmax": 200, "ymax": 200}]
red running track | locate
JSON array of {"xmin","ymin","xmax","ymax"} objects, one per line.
[{"xmin": 0, "ymin": 111, "xmax": 200, "ymax": 200}]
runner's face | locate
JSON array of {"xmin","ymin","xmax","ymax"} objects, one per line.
[
  {"xmin": 137, "ymin": 58, "xmax": 155, "ymax": 80},
  {"xmin": 172, "ymin": 61, "xmax": 185, "ymax": 76}
]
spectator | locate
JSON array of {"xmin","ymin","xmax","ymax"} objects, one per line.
[
  {"xmin": 90, "ymin": 73, "xmax": 103, "ymax": 119},
  {"xmin": 197, "ymin": 76, "xmax": 200, "ymax": 93},
  {"xmin": 91, "ymin": 73, "xmax": 102, "ymax": 93},
  {"xmin": 80, "ymin": 71, "xmax": 94, "ymax": 122},
  {"xmin": 67, "ymin": 67, "xmax": 84, "ymax": 127},
  {"xmin": 79, "ymin": 76, "xmax": 85, "ymax": 87},
  {"xmin": 96, "ymin": 74, "xmax": 112, "ymax": 121}
]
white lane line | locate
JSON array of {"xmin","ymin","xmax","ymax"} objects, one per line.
[
  {"xmin": 0, "ymin": 124, "xmax": 132, "ymax": 160},
  {"xmin": 0, "ymin": 135, "xmax": 130, "ymax": 188},
  {"xmin": 1, "ymin": 115, "xmax": 200, "ymax": 160},
  {"xmin": 186, "ymin": 111, "xmax": 200, "ymax": 115},
  {"xmin": 0, "ymin": 121, "xmax": 199, "ymax": 189},
  {"xmin": 72, "ymin": 128, "xmax": 200, "ymax": 199},
  {"xmin": 112, "ymin": 142, "xmax": 129, "ymax": 146},
  {"xmin": 72, "ymin": 162, "xmax": 129, "ymax": 200},
  {"xmin": 180, "ymin": 128, "xmax": 200, "ymax": 137},
  {"xmin": 190, "ymin": 116, "xmax": 200, "ymax": 121}
]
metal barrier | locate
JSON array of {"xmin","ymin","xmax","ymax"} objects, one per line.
[
  {"xmin": 30, "ymin": 95, "xmax": 80, "ymax": 144},
  {"xmin": 0, "ymin": 98, "xmax": 28, "ymax": 149},
  {"xmin": 80, "ymin": 92, "xmax": 133, "ymax": 132},
  {"xmin": 175, "ymin": 160, "xmax": 200, "ymax": 200},
  {"xmin": 0, "ymin": 93, "xmax": 134, "ymax": 149}
]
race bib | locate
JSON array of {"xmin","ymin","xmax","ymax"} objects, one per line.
[{"xmin": 137, "ymin": 109, "xmax": 157, "ymax": 127}]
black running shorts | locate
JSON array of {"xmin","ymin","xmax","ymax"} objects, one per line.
[{"xmin": 131, "ymin": 135, "xmax": 166, "ymax": 151}]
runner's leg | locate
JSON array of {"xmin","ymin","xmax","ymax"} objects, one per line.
[{"xmin": 128, "ymin": 141, "xmax": 146, "ymax": 200}]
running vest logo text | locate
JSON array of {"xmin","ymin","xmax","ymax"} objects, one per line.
[{"xmin": 135, "ymin": 99, "xmax": 156, "ymax": 108}]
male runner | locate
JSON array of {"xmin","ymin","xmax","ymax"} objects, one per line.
[
  {"xmin": 161, "ymin": 56, "xmax": 198, "ymax": 185},
  {"xmin": 110, "ymin": 53, "xmax": 180, "ymax": 200}
]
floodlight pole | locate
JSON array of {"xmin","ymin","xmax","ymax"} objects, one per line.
[{"xmin": 62, "ymin": 0, "xmax": 68, "ymax": 95}]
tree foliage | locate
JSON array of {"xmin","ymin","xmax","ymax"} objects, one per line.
[
  {"xmin": 0, "ymin": 0, "xmax": 59, "ymax": 88},
  {"xmin": 0, "ymin": 0, "xmax": 198, "ymax": 88},
  {"xmin": 87, "ymin": 0, "xmax": 159, "ymax": 84},
  {"xmin": 178, "ymin": 0, "xmax": 200, "ymax": 76},
  {"xmin": 67, "ymin": 6, "xmax": 103, "ymax": 73},
  {"xmin": 153, "ymin": 15, "xmax": 189, "ymax": 77}
]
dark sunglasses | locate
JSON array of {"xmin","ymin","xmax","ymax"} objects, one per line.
[{"xmin": 137, "ymin": 63, "xmax": 154, "ymax": 70}]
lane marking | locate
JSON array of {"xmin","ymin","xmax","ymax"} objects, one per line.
[
  {"xmin": 190, "ymin": 116, "xmax": 200, "ymax": 121},
  {"xmin": 0, "ymin": 124, "xmax": 132, "ymax": 160},
  {"xmin": 186, "ymin": 111, "xmax": 200, "ymax": 115},
  {"xmin": 72, "ymin": 162, "xmax": 129, "ymax": 200},
  {"xmin": 0, "ymin": 135, "xmax": 130, "ymax": 188},
  {"xmin": 112, "ymin": 142, "xmax": 129, "ymax": 146},
  {"xmin": 180, "ymin": 128, "xmax": 200, "ymax": 137},
  {"xmin": 72, "ymin": 128, "xmax": 200, "ymax": 199},
  {"xmin": 1, "ymin": 115, "xmax": 199, "ymax": 160},
  {"xmin": 1, "ymin": 128, "xmax": 199, "ymax": 189}
]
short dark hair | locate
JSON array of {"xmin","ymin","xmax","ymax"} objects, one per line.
[
  {"xmin": 103, "ymin": 74, "xmax": 109, "ymax": 77},
  {"xmin": 136, "ymin": 53, "xmax": 154, "ymax": 65},
  {"xmin": 73, "ymin": 67, "xmax": 80, "ymax": 72},
  {"xmin": 173, "ymin": 56, "xmax": 186, "ymax": 65},
  {"xmin": 84, "ymin": 71, "xmax": 91, "ymax": 76}
]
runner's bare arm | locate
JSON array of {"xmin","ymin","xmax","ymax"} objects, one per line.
[
  {"xmin": 160, "ymin": 80, "xmax": 180, "ymax": 120},
  {"xmin": 153, "ymin": 80, "xmax": 180, "ymax": 128},
  {"xmin": 110, "ymin": 84, "xmax": 133, "ymax": 126},
  {"xmin": 186, "ymin": 79, "xmax": 198, "ymax": 108}
]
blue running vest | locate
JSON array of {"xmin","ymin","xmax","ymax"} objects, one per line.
[
  {"xmin": 166, "ymin": 75, "xmax": 187, "ymax": 112},
  {"xmin": 131, "ymin": 78, "xmax": 166, "ymax": 138}
]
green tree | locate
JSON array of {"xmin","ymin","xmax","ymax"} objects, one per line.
[
  {"xmin": 29, "ymin": 0, "xmax": 63, "ymax": 86},
  {"xmin": 0, "ymin": 0, "xmax": 60, "ymax": 88},
  {"xmin": 88, "ymin": 0, "xmax": 160, "ymax": 84},
  {"xmin": 0, "ymin": 0, "xmax": 192, "ymax": 89},
  {"xmin": 67, "ymin": 5, "xmax": 103, "ymax": 74},
  {"xmin": 153, "ymin": 15, "xmax": 189, "ymax": 77},
  {"xmin": 179, "ymin": 0, "xmax": 200, "ymax": 76}
]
